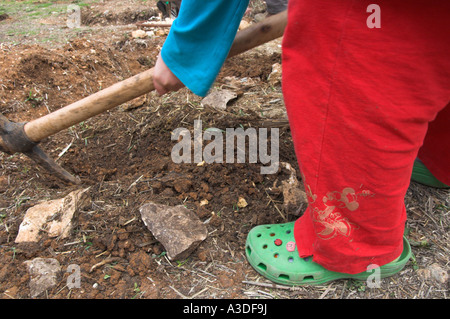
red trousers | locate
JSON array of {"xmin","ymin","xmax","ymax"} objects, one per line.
[{"xmin": 282, "ymin": 0, "xmax": 449, "ymax": 274}]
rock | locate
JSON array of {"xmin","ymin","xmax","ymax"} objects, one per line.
[
  {"xmin": 154, "ymin": 28, "xmax": 168, "ymax": 37},
  {"xmin": 239, "ymin": 19, "xmax": 250, "ymax": 30},
  {"xmin": 139, "ymin": 202, "xmax": 208, "ymax": 261},
  {"xmin": 23, "ymin": 258, "xmax": 61, "ymax": 298},
  {"xmin": 201, "ymin": 89, "xmax": 237, "ymax": 111},
  {"xmin": 268, "ymin": 63, "xmax": 282, "ymax": 86},
  {"xmin": 429, "ymin": 264, "xmax": 448, "ymax": 284},
  {"xmin": 237, "ymin": 196, "xmax": 248, "ymax": 208},
  {"xmin": 15, "ymin": 188, "xmax": 91, "ymax": 243},
  {"xmin": 418, "ymin": 263, "xmax": 448, "ymax": 284},
  {"xmin": 280, "ymin": 162, "xmax": 307, "ymax": 216},
  {"xmin": 131, "ymin": 29, "xmax": 147, "ymax": 39},
  {"xmin": 254, "ymin": 13, "xmax": 267, "ymax": 23},
  {"xmin": 283, "ymin": 185, "xmax": 307, "ymax": 216}
]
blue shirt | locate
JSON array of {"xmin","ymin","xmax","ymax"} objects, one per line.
[{"xmin": 161, "ymin": 0, "xmax": 250, "ymax": 97}]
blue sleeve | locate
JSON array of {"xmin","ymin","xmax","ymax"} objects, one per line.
[{"xmin": 160, "ymin": 0, "xmax": 250, "ymax": 97}]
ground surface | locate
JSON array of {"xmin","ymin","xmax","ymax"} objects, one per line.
[{"xmin": 0, "ymin": 0, "xmax": 448, "ymax": 300}]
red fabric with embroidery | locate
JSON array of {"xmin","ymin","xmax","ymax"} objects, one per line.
[{"xmin": 282, "ymin": 0, "xmax": 450, "ymax": 274}]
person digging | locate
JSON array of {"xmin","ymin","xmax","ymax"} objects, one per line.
[{"xmin": 152, "ymin": 0, "xmax": 449, "ymax": 286}]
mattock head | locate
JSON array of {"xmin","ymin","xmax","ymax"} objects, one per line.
[{"xmin": 0, "ymin": 113, "xmax": 81, "ymax": 184}]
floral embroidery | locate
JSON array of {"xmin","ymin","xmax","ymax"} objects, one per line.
[{"xmin": 307, "ymin": 186, "xmax": 375, "ymax": 240}]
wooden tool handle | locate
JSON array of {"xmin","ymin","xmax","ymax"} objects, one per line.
[
  {"xmin": 228, "ymin": 10, "xmax": 287, "ymax": 58},
  {"xmin": 24, "ymin": 10, "xmax": 287, "ymax": 142},
  {"xmin": 24, "ymin": 68, "xmax": 154, "ymax": 142},
  {"xmin": 25, "ymin": 69, "xmax": 155, "ymax": 142}
]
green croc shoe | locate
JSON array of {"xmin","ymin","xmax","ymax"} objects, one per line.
[
  {"xmin": 245, "ymin": 222, "xmax": 411, "ymax": 286},
  {"xmin": 411, "ymin": 158, "xmax": 449, "ymax": 188}
]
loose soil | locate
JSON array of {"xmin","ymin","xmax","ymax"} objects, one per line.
[{"xmin": 0, "ymin": 0, "xmax": 448, "ymax": 300}]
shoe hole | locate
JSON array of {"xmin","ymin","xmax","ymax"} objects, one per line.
[
  {"xmin": 286, "ymin": 230, "xmax": 291, "ymax": 234},
  {"xmin": 278, "ymin": 274, "xmax": 290, "ymax": 280},
  {"xmin": 257, "ymin": 263, "xmax": 267, "ymax": 272},
  {"xmin": 302, "ymin": 275, "xmax": 314, "ymax": 281},
  {"xmin": 270, "ymin": 233, "xmax": 275, "ymax": 237},
  {"xmin": 246, "ymin": 246, "xmax": 252, "ymax": 256},
  {"xmin": 288, "ymin": 257, "xmax": 294, "ymax": 263},
  {"xmin": 274, "ymin": 253, "xmax": 279, "ymax": 258},
  {"xmin": 263, "ymin": 244, "xmax": 268, "ymax": 249},
  {"xmin": 256, "ymin": 233, "xmax": 262, "ymax": 237},
  {"xmin": 303, "ymin": 257, "xmax": 311, "ymax": 262}
]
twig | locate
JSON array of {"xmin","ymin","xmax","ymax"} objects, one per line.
[
  {"xmin": 319, "ymin": 283, "xmax": 334, "ymax": 299},
  {"xmin": 126, "ymin": 175, "xmax": 143, "ymax": 191},
  {"xmin": 242, "ymin": 280, "xmax": 303, "ymax": 291},
  {"xmin": 89, "ymin": 257, "xmax": 122, "ymax": 273},
  {"xmin": 57, "ymin": 140, "xmax": 74, "ymax": 160},
  {"xmin": 191, "ymin": 287, "xmax": 209, "ymax": 299},
  {"xmin": 169, "ymin": 285, "xmax": 189, "ymax": 299},
  {"xmin": 136, "ymin": 22, "xmax": 173, "ymax": 28},
  {"xmin": 169, "ymin": 285, "xmax": 209, "ymax": 299},
  {"xmin": 264, "ymin": 189, "xmax": 286, "ymax": 221}
]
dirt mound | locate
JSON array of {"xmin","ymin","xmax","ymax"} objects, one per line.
[
  {"xmin": 220, "ymin": 53, "xmax": 280, "ymax": 84},
  {"xmin": 82, "ymin": 7, "xmax": 158, "ymax": 26},
  {"xmin": 0, "ymin": 36, "xmax": 163, "ymax": 121}
]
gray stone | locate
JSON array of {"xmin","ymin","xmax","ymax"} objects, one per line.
[
  {"xmin": 201, "ymin": 89, "xmax": 237, "ymax": 111},
  {"xmin": 139, "ymin": 202, "xmax": 208, "ymax": 261},
  {"xmin": 418, "ymin": 263, "xmax": 449, "ymax": 284}
]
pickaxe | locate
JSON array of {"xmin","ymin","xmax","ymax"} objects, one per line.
[{"xmin": 0, "ymin": 11, "xmax": 287, "ymax": 185}]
